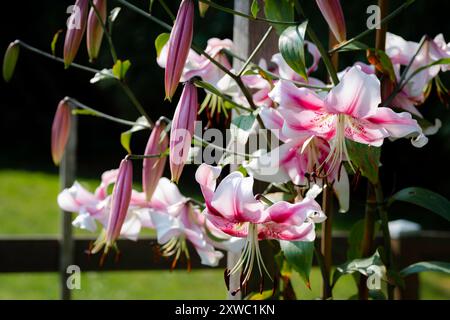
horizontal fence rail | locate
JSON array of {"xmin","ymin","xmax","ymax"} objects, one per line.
[{"xmin": 1, "ymin": 231, "xmax": 449, "ymax": 273}]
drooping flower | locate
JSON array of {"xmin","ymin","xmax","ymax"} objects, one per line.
[
  {"xmin": 143, "ymin": 119, "xmax": 168, "ymax": 201},
  {"xmin": 315, "ymin": 0, "xmax": 347, "ymax": 43},
  {"xmin": 51, "ymin": 99, "xmax": 72, "ymax": 165},
  {"xmin": 87, "ymin": 0, "xmax": 107, "ymax": 62},
  {"xmin": 269, "ymin": 66, "xmax": 427, "ymax": 177},
  {"xmin": 149, "ymin": 177, "xmax": 228, "ymax": 268},
  {"xmin": 195, "ymin": 164, "xmax": 325, "ymax": 287},
  {"xmin": 158, "ymin": 38, "xmax": 233, "ymax": 89},
  {"xmin": 170, "ymin": 82, "xmax": 198, "ymax": 183},
  {"xmin": 64, "ymin": 0, "xmax": 89, "ymax": 68},
  {"xmin": 164, "ymin": 0, "xmax": 194, "ymax": 100},
  {"xmin": 58, "ymin": 168, "xmax": 152, "ymax": 238},
  {"xmin": 385, "ymin": 32, "xmax": 450, "ymax": 117}
]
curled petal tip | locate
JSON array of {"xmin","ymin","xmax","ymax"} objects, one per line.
[{"xmin": 51, "ymin": 100, "xmax": 72, "ymax": 165}]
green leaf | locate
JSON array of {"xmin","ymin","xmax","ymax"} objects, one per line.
[
  {"xmin": 50, "ymin": 30, "xmax": 62, "ymax": 56},
  {"xmin": 231, "ymin": 114, "xmax": 256, "ymax": 131},
  {"xmin": 251, "ymin": 0, "xmax": 260, "ymax": 18},
  {"xmin": 3, "ymin": 41, "xmax": 20, "ymax": 82},
  {"xmin": 279, "ymin": 21, "xmax": 309, "ymax": 81},
  {"xmin": 112, "ymin": 59, "xmax": 131, "ymax": 80},
  {"xmin": 333, "ymin": 250, "xmax": 386, "ymax": 287},
  {"xmin": 120, "ymin": 116, "xmax": 149, "ymax": 154},
  {"xmin": 90, "ymin": 68, "xmax": 116, "ymax": 84},
  {"xmin": 248, "ymin": 290, "xmax": 273, "ymax": 300},
  {"xmin": 345, "ymin": 140, "xmax": 381, "ymax": 184},
  {"xmin": 264, "ymin": 0, "xmax": 294, "ymax": 34},
  {"xmin": 335, "ymin": 41, "xmax": 369, "ymax": 52},
  {"xmin": 400, "ymin": 261, "xmax": 450, "ymax": 277},
  {"xmin": 367, "ymin": 49, "xmax": 396, "ymax": 82},
  {"xmin": 155, "ymin": 33, "xmax": 170, "ymax": 58},
  {"xmin": 388, "ymin": 187, "xmax": 450, "ymax": 222},
  {"xmin": 280, "ymin": 240, "xmax": 314, "ymax": 287},
  {"xmin": 194, "ymin": 80, "xmax": 223, "ymax": 97}
]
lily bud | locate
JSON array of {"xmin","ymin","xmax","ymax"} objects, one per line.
[
  {"xmin": 51, "ymin": 99, "xmax": 72, "ymax": 165},
  {"xmin": 143, "ymin": 119, "xmax": 169, "ymax": 201},
  {"xmin": 105, "ymin": 158, "xmax": 133, "ymax": 250},
  {"xmin": 165, "ymin": 0, "xmax": 194, "ymax": 100},
  {"xmin": 315, "ymin": 0, "xmax": 346, "ymax": 43},
  {"xmin": 87, "ymin": 0, "xmax": 107, "ymax": 62},
  {"xmin": 170, "ymin": 82, "xmax": 198, "ymax": 183},
  {"xmin": 3, "ymin": 40, "xmax": 20, "ymax": 82},
  {"xmin": 64, "ymin": 0, "xmax": 89, "ymax": 68}
]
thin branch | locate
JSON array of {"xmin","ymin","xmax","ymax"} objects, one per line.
[
  {"xmin": 330, "ymin": 0, "xmax": 416, "ymax": 53},
  {"xmin": 118, "ymin": 82, "xmax": 154, "ymax": 128}
]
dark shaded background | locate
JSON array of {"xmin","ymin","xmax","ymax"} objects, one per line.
[{"xmin": 0, "ymin": 0, "xmax": 449, "ymax": 229}]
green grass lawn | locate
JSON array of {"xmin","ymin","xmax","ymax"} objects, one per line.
[{"xmin": 0, "ymin": 170, "xmax": 449, "ymax": 299}]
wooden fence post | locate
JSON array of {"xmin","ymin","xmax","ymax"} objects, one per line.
[
  {"xmin": 229, "ymin": 0, "xmax": 279, "ymax": 300},
  {"xmin": 59, "ymin": 114, "xmax": 77, "ymax": 300}
]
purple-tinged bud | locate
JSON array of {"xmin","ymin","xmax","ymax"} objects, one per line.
[
  {"xmin": 87, "ymin": 0, "xmax": 107, "ymax": 62},
  {"xmin": 64, "ymin": 0, "xmax": 89, "ymax": 68},
  {"xmin": 165, "ymin": 0, "xmax": 194, "ymax": 100},
  {"xmin": 143, "ymin": 119, "xmax": 168, "ymax": 201},
  {"xmin": 315, "ymin": 0, "xmax": 347, "ymax": 43},
  {"xmin": 105, "ymin": 158, "xmax": 133, "ymax": 250},
  {"xmin": 170, "ymin": 82, "xmax": 198, "ymax": 183},
  {"xmin": 51, "ymin": 100, "xmax": 72, "ymax": 165}
]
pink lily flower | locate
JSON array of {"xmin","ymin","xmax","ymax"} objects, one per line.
[
  {"xmin": 142, "ymin": 119, "xmax": 168, "ymax": 201},
  {"xmin": 149, "ymin": 177, "xmax": 233, "ymax": 267},
  {"xmin": 269, "ymin": 66, "xmax": 427, "ymax": 176},
  {"xmin": 164, "ymin": 0, "xmax": 194, "ymax": 100},
  {"xmin": 386, "ymin": 32, "xmax": 450, "ymax": 117},
  {"xmin": 158, "ymin": 38, "xmax": 233, "ymax": 89},
  {"xmin": 315, "ymin": 0, "xmax": 347, "ymax": 43},
  {"xmin": 170, "ymin": 82, "xmax": 198, "ymax": 183},
  {"xmin": 58, "ymin": 168, "xmax": 153, "ymax": 238},
  {"xmin": 195, "ymin": 164, "xmax": 325, "ymax": 285},
  {"xmin": 86, "ymin": 0, "xmax": 107, "ymax": 62},
  {"xmin": 51, "ymin": 100, "xmax": 72, "ymax": 165},
  {"xmin": 64, "ymin": 0, "xmax": 89, "ymax": 68}
]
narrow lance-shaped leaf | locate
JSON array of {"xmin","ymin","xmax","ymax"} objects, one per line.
[
  {"xmin": 279, "ymin": 21, "xmax": 309, "ymax": 81},
  {"xmin": 345, "ymin": 140, "xmax": 381, "ymax": 184},
  {"xmin": 400, "ymin": 261, "xmax": 450, "ymax": 277},
  {"xmin": 388, "ymin": 187, "xmax": 450, "ymax": 222}
]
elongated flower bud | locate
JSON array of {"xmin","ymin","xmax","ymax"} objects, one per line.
[
  {"xmin": 51, "ymin": 100, "xmax": 72, "ymax": 165},
  {"xmin": 170, "ymin": 82, "xmax": 198, "ymax": 183},
  {"xmin": 64, "ymin": 0, "xmax": 89, "ymax": 68},
  {"xmin": 143, "ymin": 119, "xmax": 168, "ymax": 201},
  {"xmin": 87, "ymin": 0, "xmax": 107, "ymax": 62},
  {"xmin": 105, "ymin": 158, "xmax": 133, "ymax": 249},
  {"xmin": 165, "ymin": 0, "xmax": 194, "ymax": 100},
  {"xmin": 3, "ymin": 40, "xmax": 20, "ymax": 82},
  {"xmin": 315, "ymin": 0, "xmax": 346, "ymax": 43}
]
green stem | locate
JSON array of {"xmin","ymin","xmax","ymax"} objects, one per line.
[
  {"xmin": 126, "ymin": 153, "xmax": 165, "ymax": 160},
  {"xmin": 198, "ymin": 0, "xmax": 299, "ymax": 25},
  {"xmin": 374, "ymin": 183, "xmax": 395, "ymax": 300},
  {"xmin": 89, "ymin": 0, "xmax": 118, "ymax": 63},
  {"xmin": 16, "ymin": 40, "xmax": 100, "ymax": 74},
  {"xmin": 65, "ymin": 97, "xmax": 144, "ymax": 127},
  {"xmin": 157, "ymin": 0, "xmax": 175, "ymax": 21},
  {"xmin": 118, "ymin": 82, "xmax": 154, "ymax": 128},
  {"xmin": 237, "ymin": 26, "xmax": 273, "ymax": 77},
  {"xmin": 330, "ymin": 0, "xmax": 416, "ymax": 53},
  {"xmin": 294, "ymin": 1, "xmax": 339, "ymax": 85}
]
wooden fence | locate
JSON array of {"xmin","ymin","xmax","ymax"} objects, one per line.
[{"xmin": 0, "ymin": 0, "xmax": 449, "ymax": 302}]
